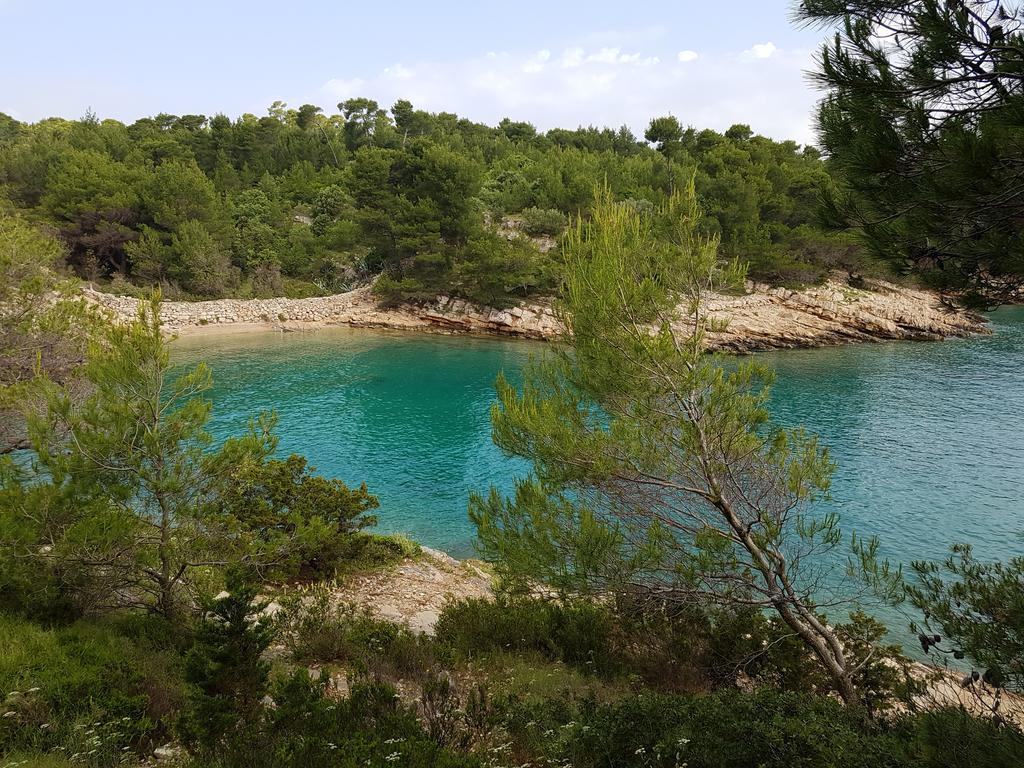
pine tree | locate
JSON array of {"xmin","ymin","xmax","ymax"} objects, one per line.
[
  {"xmin": 471, "ymin": 182, "xmax": 898, "ymax": 705},
  {"xmin": 178, "ymin": 570, "xmax": 275, "ymax": 760},
  {"xmin": 798, "ymin": 1, "xmax": 1024, "ymax": 305}
]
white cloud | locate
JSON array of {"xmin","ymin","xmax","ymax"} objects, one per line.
[
  {"xmin": 383, "ymin": 64, "xmax": 414, "ymax": 80},
  {"xmin": 523, "ymin": 49, "xmax": 551, "ymax": 74},
  {"xmin": 744, "ymin": 42, "xmax": 778, "ymax": 60},
  {"xmin": 560, "ymin": 47, "xmax": 585, "ymax": 68},
  {"xmin": 314, "ymin": 43, "xmax": 819, "ymax": 144}
]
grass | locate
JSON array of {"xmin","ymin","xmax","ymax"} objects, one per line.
[
  {"xmin": 0, "ymin": 614, "xmax": 185, "ymax": 765},
  {"xmin": 0, "ymin": 754, "xmax": 79, "ymax": 768},
  {"xmin": 331, "ymin": 532, "xmax": 422, "ymax": 579},
  {"xmin": 460, "ymin": 653, "xmax": 629, "ymax": 706}
]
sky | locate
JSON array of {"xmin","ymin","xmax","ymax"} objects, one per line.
[{"xmin": 0, "ymin": 1, "xmax": 832, "ymax": 144}]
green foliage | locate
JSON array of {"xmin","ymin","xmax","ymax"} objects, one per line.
[
  {"xmin": 519, "ymin": 207, "xmax": 567, "ymax": 237},
  {"xmin": 276, "ymin": 587, "xmax": 435, "ymax": 679},
  {"xmin": 186, "ymin": 671, "xmax": 480, "ymax": 768},
  {"xmin": 504, "ymin": 686, "xmax": 1024, "ymax": 768},
  {"xmin": 0, "ymin": 216, "xmax": 95, "ymax": 461},
  {"xmin": 177, "ymin": 573, "xmax": 275, "ymax": 762},
  {"xmin": 0, "ymin": 295, "xmax": 378, "ymax": 616},
  {"xmin": 431, "ymin": 596, "xmax": 911, "ymax": 701},
  {"xmin": 1, "ymin": 101, "xmax": 880, "ymax": 305},
  {"xmin": 0, "ymin": 216, "xmax": 91, "ymax": 393},
  {"xmin": 332, "ymin": 532, "xmax": 421, "ymax": 575},
  {"xmin": 908, "ymin": 544, "xmax": 1024, "ymax": 692},
  {"xmin": 211, "ymin": 453, "xmax": 379, "ymax": 579},
  {"xmin": 5, "ymin": 296, "xmax": 248, "ymax": 618},
  {"xmin": 0, "ymin": 614, "xmax": 184, "ymax": 764},
  {"xmin": 171, "ymin": 219, "xmax": 238, "ymax": 297},
  {"xmin": 470, "ymin": 183, "xmax": 897, "ymax": 704},
  {"xmin": 798, "ymin": 0, "xmax": 1024, "ymax": 305},
  {"xmin": 434, "ymin": 597, "xmax": 620, "ymax": 674}
]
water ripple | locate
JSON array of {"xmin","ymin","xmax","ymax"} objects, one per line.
[{"xmin": 174, "ymin": 309, "xmax": 1024, "ymax": 576}]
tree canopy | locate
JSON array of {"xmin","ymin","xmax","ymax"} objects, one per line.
[
  {"xmin": 798, "ymin": 0, "xmax": 1024, "ymax": 306},
  {"xmin": 0, "ymin": 101, "xmax": 872, "ymax": 306}
]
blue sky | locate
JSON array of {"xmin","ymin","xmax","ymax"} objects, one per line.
[{"xmin": 1, "ymin": 1, "xmax": 831, "ymax": 143}]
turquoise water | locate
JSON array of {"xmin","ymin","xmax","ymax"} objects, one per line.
[
  {"xmin": 173, "ymin": 310, "xmax": 1024, "ymax": 580},
  {"xmin": 173, "ymin": 328, "xmax": 534, "ymax": 558}
]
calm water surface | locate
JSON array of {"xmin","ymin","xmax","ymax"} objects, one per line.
[{"xmin": 173, "ymin": 309, "xmax": 1024, "ymax": 597}]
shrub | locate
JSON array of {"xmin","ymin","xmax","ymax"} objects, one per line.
[
  {"xmin": 281, "ymin": 278, "xmax": 323, "ymax": 299},
  {"xmin": 177, "ymin": 575, "xmax": 275, "ymax": 762},
  {"xmin": 558, "ymin": 688, "xmax": 896, "ymax": 768},
  {"xmin": 277, "ymin": 587, "xmax": 436, "ymax": 679},
  {"xmin": 520, "ymin": 207, "xmax": 567, "ymax": 237},
  {"xmin": 334, "ymin": 532, "xmax": 421, "ymax": 576},
  {"xmin": 183, "ymin": 670, "xmax": 480, "ymax": 768},
  {"xmin": 893, "ymin": 708, "xmax": 1024, "ymax": 768},
  {"xmin": 497, "ymin": 685, "xmax": 1024, "ymax": 768},
  {"xmin": 434, "ymin": 597, "xmax": 620, "ymax": 674},
  {"xmin": 212, "ymin": 454, "xmax": 379, "ymax": 579},
  {"xmin": 258, "ymin": 672, "xmax": 480, "ymax": 768}
]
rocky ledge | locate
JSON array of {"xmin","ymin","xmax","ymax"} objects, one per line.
[{"xmin": 84, "ymin": 273, "xmax": 988, "ymax": 353}]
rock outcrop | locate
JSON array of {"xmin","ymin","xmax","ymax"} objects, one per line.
[{"xmin": 84, "ymin": 273, "xmax": 988, "ymax": 353}]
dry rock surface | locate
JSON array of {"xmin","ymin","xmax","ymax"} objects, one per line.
[
  {"xmin": 84, "ymin": 273, "xmax": 988, "ymax": 353},
  {"xmin": 905, "ymin": 662, "xmax": 1024, "ymax": 728},
  {"xmin": 333, "ymin": 547, "xmax": 492, "ymax": 635}
]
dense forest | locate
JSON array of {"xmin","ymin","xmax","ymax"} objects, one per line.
[{"xmin": 0, "ymin": 100, "xmax": 870, "ymax": 306}]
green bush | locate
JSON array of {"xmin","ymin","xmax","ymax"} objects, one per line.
[
  {"xmin": 177, "ymin": 576, "xmax": 275, "ymax": 763},
  {"xmin": 0, "ymin": 615, "xmax": 185, "ymax": 765},
  {"xmin": 334, "ymin": 532, "xmax": 421, "ymax": 576},
  {"xmin": 520, "ymin": 207, "xmax": 567, "ymax": 237},
  {"xmin": 892, "ymin": 708, "xmax": 1024, "ymax": 768},
  {"xmin": 183, "ymin": 670, "xmax": 480, "ymax": 768},
  {"xmin": 277, "ymin": 587, "xmax": 436, "ymax": 679},
  {"xmin": 212, "ymin": 454, "xmax": 379, "ymax": 579},
  {"xmin": 500, "ymin": 687, "xmax": 1024, "ymax": 768},
  {"xmin": 280, "ymin": 278, "xmax": 324, "ymax": 298},
  {"xmin": 434, "ymin": 597, "xmax": 621, "ymax": 674}
]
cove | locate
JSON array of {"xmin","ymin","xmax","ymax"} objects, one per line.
[{"xmin": 173, "ymin": 308, "xmax": 1024, "ymax": 582}]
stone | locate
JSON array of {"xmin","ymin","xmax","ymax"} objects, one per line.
[
  {"xmin": 153, "ymin": 745, "xmax": 182, "ymax": 761},
  {"xmin": 81, "ymin": 274, "xmax": 988, "ymax": 351}
]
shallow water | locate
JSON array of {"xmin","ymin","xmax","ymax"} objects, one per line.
[{"xmin": 174, "ymin": 310, "xmax": 1024, "ymax": 638}]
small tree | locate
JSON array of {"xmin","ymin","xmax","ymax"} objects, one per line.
[
  {"xmin": 471, "ymin": 183, "xmax": 896, "ymax": 705},
  {"xmin": 212, "ymin": 453, "xmax": 379, "ymax": 578},
  {"xmin": 10, "ymin": 295, "xmax": 273, "ymax": 618},
  {"xmin": 0, "ymin": 215, "xmax": 95, "ymax": 452},
  {"xmin": 178, "ymin": 570, "xmax": 275, "ymax": 760},
  {"xmin": 173, "ymin": 219, "xmax": 239, "ymax": 297}
]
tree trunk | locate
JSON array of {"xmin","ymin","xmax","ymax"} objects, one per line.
[{"xmin": 715, "ymin": 492, "xmax": 860, "ymax": 705}]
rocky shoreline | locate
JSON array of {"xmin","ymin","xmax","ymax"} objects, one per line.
[
  {"xmin": 319, "ymin": 547, "xmax": 1023, "ymax": 726},
  {"xmin": 84, "ymin": 273, "xmax": 989, "ymax": 353}
]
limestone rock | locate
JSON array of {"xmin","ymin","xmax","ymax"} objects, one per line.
[{"xmin": 83, "ymin": 273, "xmax": 988, "ymax": 352}]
